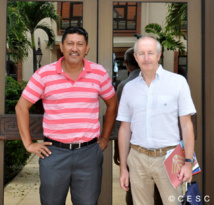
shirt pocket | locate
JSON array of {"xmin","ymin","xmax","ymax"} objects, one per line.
[{"xmin": 155, "ymin": 95, "xmax": 177, "ymax": 114}]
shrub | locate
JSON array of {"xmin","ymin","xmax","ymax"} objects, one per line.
[
  {"xmin": 4, "ymin": 141, "xmax": 32, "ymax": 185},
  {"xmin": 4, "ymin": 76, "xmax": 34, "ymax": 185}
]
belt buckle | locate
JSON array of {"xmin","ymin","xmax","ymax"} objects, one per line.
[
  {"xmin": 76, "ymin": 143, "xmax": 81, "ymax": 149},
  {"xmin": 69, "ymin": 143, "xmax": 81, "ymax": 149}
]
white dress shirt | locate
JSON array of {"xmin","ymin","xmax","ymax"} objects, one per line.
[{"xmin": 116, "ymin": 65, "xmax": 196, "ymax": 149}]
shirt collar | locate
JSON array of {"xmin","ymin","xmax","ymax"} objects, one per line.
[
  {"xmin": 139, "ymin": 64, "xmax": 163, "ymax": 81},
  {"xmin": 56, "ymin": 57, "xmax": 92, "ymax": 74},
  {"xmin": 156, "ymin": 64, "xmax": 164, "ymax": 79}
]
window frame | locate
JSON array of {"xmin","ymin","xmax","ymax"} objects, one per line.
[
  {"xmin": 57, "ymin": 2, "xmax": 83, "ymax": 35},
  {"xmin": 113, "ymin": 2, "xmax": 141, "ymax": 37}
]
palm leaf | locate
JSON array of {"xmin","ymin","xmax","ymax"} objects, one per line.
[
  {"xmin": 166, "ymin": 3, "xmax": 187, "ymax": 39},
  {"xmin": 36, "ymin": 23, "xmax": 55, "ymax": 47},
  {"xmin": 7, "ymin": 1, "xmax": 60, "ymax": 71},
  {"xmin": 163, "ymin": 36, "xmax": 185, "ymax": 55}
]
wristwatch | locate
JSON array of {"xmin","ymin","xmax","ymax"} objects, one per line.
[{"xmin": 185, "ymin": 158, "xmax": 195, "ymax": 164}]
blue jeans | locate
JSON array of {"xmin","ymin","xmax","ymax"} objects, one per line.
[{"xmin": 39, "ymin": 142, "xmax": 103, "ymax": 205}]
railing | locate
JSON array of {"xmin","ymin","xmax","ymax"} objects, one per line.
[{"xmin": 0, "ymin": 114, "xmax": 43, "ymax": 205}]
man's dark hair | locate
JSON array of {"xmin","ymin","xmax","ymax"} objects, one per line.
[
  {"xmin": 124, "ymin": 47, "xmax": 139, "ymax": 69},
  {"xmin": 62, "ymin": 27, "xmax": 88, "ymax": 45}
]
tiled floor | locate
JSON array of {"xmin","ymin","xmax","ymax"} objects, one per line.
[{"xmin": 4, "ymin": 153, "xmax": 126, "ymax": 205}]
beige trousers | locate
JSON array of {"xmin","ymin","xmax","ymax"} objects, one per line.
[{"xmin": 127, "ymin": 148, "xmax": 182, "ymax": 205}]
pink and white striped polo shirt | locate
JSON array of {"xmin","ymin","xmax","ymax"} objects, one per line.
[{"xmin": 22, "ymin": 57, "xmax": 115, "ymax": 143}]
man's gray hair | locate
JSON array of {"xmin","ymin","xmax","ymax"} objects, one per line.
[{"xmin": 134, "ymin": 37, "xmax": 162, "ymax": 54}]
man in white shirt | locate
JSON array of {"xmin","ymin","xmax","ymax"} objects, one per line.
[{"xmin": 117, "ymin": 37, "xmax": 196, "ymax": 205}]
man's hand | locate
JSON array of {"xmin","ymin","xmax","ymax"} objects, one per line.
[
  {"xmin": 26, "ymin": 142, "xmax": 52, "ymax": 159},
  {"xmin": 97, "ymin": 137, "xmax": 108, "ymax": 151},
  {"xmin": 120, "ymin": 168, "xmax": 130, "ymax": 191},
  {"xmin": 178, "ymin": 163, "xmax": 193, "ymax": 183}
]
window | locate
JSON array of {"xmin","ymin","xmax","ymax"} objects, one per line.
[
  {"xmin": 113, "ymin": 2, "xmax": 141, "ymax": 36},
  {"xmin": 113, "ymin": 47, "xmax": 129, "ymax": 89},
  {"xmin": 6, "ymin": 60, "xmax": 17, "ymax": 80},
  {"xmin": 174, "ymin": 51, "xmax": 188, "ymax": 79},
  {"xmin": 178, "ymin": 55, "xmax": 187, "ymax": 78},
  {"xmin": 57, "ymin": 2, "xmax": 83, "ymax": 34}
]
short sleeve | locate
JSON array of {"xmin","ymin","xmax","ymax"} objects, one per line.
[
  {"xmin": 116, "ymin": 85, "xmax": 132, "ymax": 122},
  {"xmin": 178, "ymin": 77, "xmax": 196, "ymax": 116},
  {"xmin": 22, "ymin": 71, "xmax": 44, "ymax": 104},
  {"xmin": 99, "ymin": 70, "xmax": 115, "ymax": 100}
]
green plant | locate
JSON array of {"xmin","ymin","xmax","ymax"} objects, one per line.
[
  {"xmin": 145, "ymin": 23, "xmax": 185, "ymax": 65},
  {"xmin": 166, "ymin": 3, "xmax": 187, "ymax": 40},
  {"xmin": 7, "ymin": 2, "xmax": 60, "ymax": 72},
  {"xmin": 4, "ymin": 141, "xmax": 31, "ymax": 185},
  {"xmin": 7, "ymin": 4, "xmax": 31, "ymax": 65},
  {"xmin": 5, "ymin": 76, "xmax": 35, "ymax": 114},
  {"xmin": 4, "ymin": 76, "xmax": 34, "ymax": 185},
  {"xmin": 6, "ymin": 76, "xmax": 25, "ymax": 114}
]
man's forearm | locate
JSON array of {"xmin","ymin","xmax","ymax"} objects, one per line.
[
  {"xmin": 118, "ymin": 122, "xmax": 131, "ymax": 170},
  {"xmin": 100, "ymin": 95, "xmax": 118, "ymax": 142},
  {"xmin": 180, "ymin": 115, "xmax": 195, "ymax": 159},
  {"xmin": 15, "ymin": 97, "xmax": 33, "ymax": 150}
]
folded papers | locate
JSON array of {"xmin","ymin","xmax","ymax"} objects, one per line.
[{"xmin": 164, "ymin": 141, "xmax": 201, "ymax": 188}]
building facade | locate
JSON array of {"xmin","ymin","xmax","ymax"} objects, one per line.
[{"xmin": 0, "ymin": 0, "xmax": 214, "ymax": 204}]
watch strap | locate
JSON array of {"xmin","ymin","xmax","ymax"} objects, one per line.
[{"xmin": 185, "ymin": 158, "xmax": 194, "ymax": 164}]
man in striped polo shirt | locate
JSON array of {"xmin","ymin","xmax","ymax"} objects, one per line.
[{"xmin": 15, "ymin": 27, "xmax": 118, "ymax": 205}]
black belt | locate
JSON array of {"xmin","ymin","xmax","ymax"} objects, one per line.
[{"xmin": 44, "ymin": 137, "xmax": 97, "ymax": 150}]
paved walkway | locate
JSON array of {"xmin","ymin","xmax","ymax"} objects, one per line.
[{"xmin": 4, "ymin": 153, "xmax": 126, "ymax": 205}]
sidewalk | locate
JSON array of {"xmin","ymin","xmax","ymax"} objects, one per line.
[
  {"xmin": 4, "ymin": 154, "xmax": 126, "ymax": 205},
  {"xmin": 4, "ymin": 154, "xmax": 43, "ymax": 205}
]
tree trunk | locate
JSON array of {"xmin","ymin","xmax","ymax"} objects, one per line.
[
  {"xmin": 31, "ymin": 32, "xmax": 37, "ymax": 73},
  {"xmin": 33, "ymin": 47, "xmax": 37, "ymax": 73}
]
